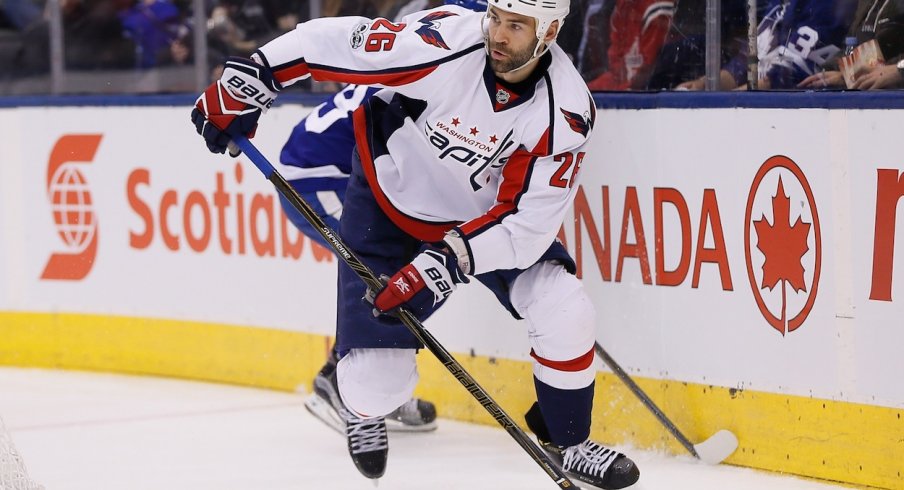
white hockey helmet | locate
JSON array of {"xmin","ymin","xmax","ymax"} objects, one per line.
[{"xmin": 487, "ymin": 0, "xmax": 569, "ymax": 45}]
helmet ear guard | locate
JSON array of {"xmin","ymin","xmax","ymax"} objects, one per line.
[{"xmin": 486, "ymin": 0, "xmax": 568, "ymax": 46}]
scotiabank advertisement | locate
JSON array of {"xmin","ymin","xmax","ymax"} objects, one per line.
[
  {"xmin": 0, "ymin": 106, "xmax": 339, "ymax": 335},
  {"xmin": 0, "ymin": 104, "xmax": 902, "ymax": 411}
]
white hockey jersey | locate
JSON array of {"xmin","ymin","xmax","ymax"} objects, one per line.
[{"xmin": 258, "ymin": 6, "xmax": 596, "ymax": 275}]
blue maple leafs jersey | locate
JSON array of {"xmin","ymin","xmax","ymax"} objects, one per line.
[
  {"xmin": 277, "ymin": 84, "xmax": 378, "ymax": 192},
  {"xmin": 258, "ymin": 6, "xmax": 595, "ymax": 274},
  {"xmin": 757, "ymin": 0, "xmax": 855, "ymax": 87}
]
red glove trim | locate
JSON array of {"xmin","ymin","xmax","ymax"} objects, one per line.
[{"xmin": 374, "ymin": 264, "xmax": 424, "ymax": 313}]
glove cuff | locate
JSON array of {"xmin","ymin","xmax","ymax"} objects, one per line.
[
  {"xmin": 409, "ymin": 251, "xmax": 455, "ymax": 305},
  {"xmin": 442, "ymin": 228, "xmax": 473, "ymax": 275},
  {"xmin": 221, "ymin": 57, "xmax": 281, "ymax": 113}
]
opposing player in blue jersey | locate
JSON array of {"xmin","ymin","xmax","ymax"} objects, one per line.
[
  {"xmin": 191, "ymin": 0, "xmax": 641, "ymax": 487},
  {"xmin": 754, "ymin": 0, "xmax": 855, "ymax": 88},
  {"xmin": 277, "ymin": 0, "xmax": 492, "ymax": 438},
  {"xmin": 278, "ymin": 84, "xmax": 441, "ymax": 433}
]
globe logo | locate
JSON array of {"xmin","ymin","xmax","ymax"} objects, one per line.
[
  {"xmin": 48, "ymin": 163, "xmax": 96, "ymax": 254},
  {"xmin": 41, "ymin": 134, "xmax": 102, "ymax": 281}
]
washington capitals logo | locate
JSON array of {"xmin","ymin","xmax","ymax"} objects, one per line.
[
  {"xmin": 561, "ymin": 108, "xmax": 592, "ymax": 137},
  {"xmin": 561, "ymin": 97, "xmax": 596, "ymax": 137},
  {"xmin": 416, "ymin": 11, "xmax": 457, "ymax": 49}
]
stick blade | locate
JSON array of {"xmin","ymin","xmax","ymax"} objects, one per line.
[{"xmin": 694, "ymin": 429, "xmax": 738, "ymax": 464}]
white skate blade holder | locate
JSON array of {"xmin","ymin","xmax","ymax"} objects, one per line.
[{"xmin": 694, "ymin": 429, "xmax": 739, "ymax": 465}]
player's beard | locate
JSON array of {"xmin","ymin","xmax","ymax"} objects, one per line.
[{"xmin": 488, "ymin": 40, "xmax": 537, "ymax": 74}]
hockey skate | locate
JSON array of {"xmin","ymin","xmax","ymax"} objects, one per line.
[
  {"xmin": 526, "ymin": 403, "xmax": 640, "ymax": 489},
  {"xmin": 343, "ymin": 410, "xmax": 389, "ymax": 479},
  {"xmin": 304, "ymin": 352, "xmax": 437, "ymax": 434},
  {"xmin": 306, "ymin": 355, "xmax": 388, "ymax": 479},
  {"xmin": 384, "ymin": 397, "xmax": 437, "ymax": 432}
]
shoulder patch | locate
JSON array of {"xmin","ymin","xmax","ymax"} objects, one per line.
[
  {"xmin": 560, "ymin": 94, "xmax": 596, "ymax": 137},
  {"xmin": 415, "ymin": 11, "xmax": 458, "ymax": 49},
  {"xmin": 350, "ymin": 23, "xmax": 368, "ymax": 49},
  {"xmin": 560, "ymin": 107, "xmax": 592, "ymax": 137}
]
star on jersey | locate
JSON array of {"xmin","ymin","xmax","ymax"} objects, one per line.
[{"xmin": 415, "ymin": 11, "xmax": 458, "ymax": 50}]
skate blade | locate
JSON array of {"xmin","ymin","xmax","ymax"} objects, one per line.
[
  {"xmin": 694, "ymin": 429, "xmax": 739, "ymax": 464},
  {"xmin": 384, "ymin": 418, "xmax": 438, "ymax": 433},
  {"xmin": 303, "ymin": 394, "xmax": 345, "ymax": 436},
  {"xmin": 306, "ymin": 393, "xmax": 438, "ymax": 434}
]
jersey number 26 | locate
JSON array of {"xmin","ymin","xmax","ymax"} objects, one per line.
[
  {"xmin": 366, "ymin": 19, "xmax": 406, "ymax": 52},
  {"xmin": 549, "ymin": 151, "xmax": 585, "ymax": 189}
]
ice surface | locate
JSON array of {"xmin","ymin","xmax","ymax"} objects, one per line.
[{"xmin": 0, "ymin": 368, "xmax": 844, "ymax": 490}]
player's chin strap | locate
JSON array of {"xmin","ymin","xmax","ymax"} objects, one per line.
[{"xmin": 506, "ymin": 39, "xmax": 550, "ymax": 75}]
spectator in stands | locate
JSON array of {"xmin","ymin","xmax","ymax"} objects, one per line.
[
  {"xmin": 329, "ymin": 0, "xmax": 411, "ymax": 20},
  {"xmin": 572, "ymin": 0, "xmax": 614, "ymax": 82},
  {"xmin": 120, "ymin": 0, "xmax": 190, "ymax": 68},
  {"xmin": 0, "ymin": 1, "xmax": 43, "ymax": 74},
  {"xmin": 0, "ymin": 0, "xmax": 42, "ymax": 31},
  {"xmin": 798, "ymin": 0, "xmax": 904, "ymax": 89},
  {"xmin": 66, "ymin": 0, "xmax": 137, "ymax": 69},
  {"xmin": 544, "ymin": 0, "xmax": 588, "ymax": 65},
  {"xmin": 258, "ymin": 0, "xmax": 310, "ymax": 33},
  {"xmin": 585, "ymin": 0, "xmax": 676, "ymax": 91},
  {"xmin": 678, "ymin": 0, "xmax": 857, "ymax": 90},
  {"xmin": 14, "ymin": 0, "xmax": 136, "ymax": 74},
  {"xmin": 207, "ymin": 0, "xmax": 275, "ymax": 59},
  {"xmin": 646, "ymin": 0, "xmax": 749, "ymax": 90}
]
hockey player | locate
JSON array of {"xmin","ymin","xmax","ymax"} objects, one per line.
[
  {"xmin": 278, "ymin": 0, "xmax": 493, "ymax": 436},
  {"xmin": 678, "ymin": 0, "xmax": 856, "ymax": 89},
  {"xmin": 278, "ymin": 80, "xmax": 439, "ymax": 436},
  {"xmin": 190, "ymin": 0, "xmax": 641, "ymax": 488},
  {"xmin": 753, "ymin": 0, "xmax": 856, "ymax": 88}
]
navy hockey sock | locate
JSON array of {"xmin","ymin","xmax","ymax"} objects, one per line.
[{"xmin": 532, "ymin": 377, "xmax": 594, "ymax": 448}]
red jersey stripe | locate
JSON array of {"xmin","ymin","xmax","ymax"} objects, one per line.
[
  {"xmin": 273, "ymin": 62, "xmax": 311, "ymax": 84},
  {"xmin": 459, "ymin": 128, "xmax": 551, "ymax": 236},
  {"xmin": 352, "ymin": 107, "xmax": 458, "ymax": 242},
  {"xmin": 311, "ymin": 65, "xmax": 438, "ymax": 86}
]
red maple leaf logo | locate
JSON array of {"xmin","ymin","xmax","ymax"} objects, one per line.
[{"xmin": 753, "ymin": 176, "xmax": 811, "ymax": 335}]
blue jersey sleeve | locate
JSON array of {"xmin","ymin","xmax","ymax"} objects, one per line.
[
  {"xmin": 758, "ymin": 0, "xmax": 856, "ymax": 88},
  {"xmin": 279, "ymin": 85, "xmax": 379, "ymax": 179}
]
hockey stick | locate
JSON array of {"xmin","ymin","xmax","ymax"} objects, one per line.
[
  {"xmin": 594, "ymin": 341, "xmax": 738, "ymax": 464},
  {"xmin": 230, "ymin": 136, "xmax": 576, "ymax": 489}
]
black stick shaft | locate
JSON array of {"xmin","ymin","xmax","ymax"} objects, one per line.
[
  {"xmin": 233, "ymin": 136, "xmax": 576, "ymax": 488},
  {"xmin": 593, "ymin": 341, "xmax": 700, "ymax": 457}
]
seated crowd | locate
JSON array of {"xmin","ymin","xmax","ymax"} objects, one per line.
[{"xmin": 0, "ymin": 0, "xmax": 901, "ymax": 91}]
